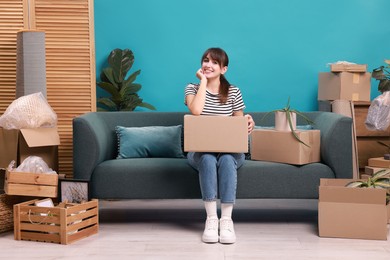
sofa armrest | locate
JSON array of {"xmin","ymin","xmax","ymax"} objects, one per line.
[
  {"xmin": 313, "ymin": 112, "xmax": 353, "ymax": 179},
  {"xmin": 73, "ymin": 112, "xmax": 112, "ymax": 180}
]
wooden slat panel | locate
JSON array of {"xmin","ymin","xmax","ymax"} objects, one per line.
[{"xmin": 0, "ymin": 0, "xmax": 95, "ymax": 178}]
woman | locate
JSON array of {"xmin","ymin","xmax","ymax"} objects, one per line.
[{"xmin": 184, "ymin": 47, "xmax": 254, "ymax": 244}]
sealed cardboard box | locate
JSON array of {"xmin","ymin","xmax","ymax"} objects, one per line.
[
  {"xmin": 368, "ymin": 157, "xmax": 390, "ymax": 168},
  {"xmin": 330, "ymin": 63, "xmax": 367, "ymax": 72},
  {"xmin": 184, "ymin": 115, "xmax": 248, "ymax": 153},
  {"xmin": 250, "ymin": 129, "xmax": 320, "ymax": 165},
  {"xmin": 318, "ymin": 72, "xmax": 371, "ymax": 101},
  {"xmin": 4, "ymin": 169, "xmax": 58, "ymax": 198},
  {"xmin": 0, "ymin": 127, "xmax": 60, "ymax": 171},
  {"xmin": 318, "ymin": 178, "xmax": 388, "ymax": 240}
]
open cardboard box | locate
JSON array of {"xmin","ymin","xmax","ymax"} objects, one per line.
[
  {"xmin": 319, "ymin": 178, "xmax": 389, "ymax": 240},
  {"xmin": 250, "ymin": 129, "xmax": 320, "ymax": 165},
  {"xmin": 184, "ymin": 115, "xmax": 248, "ymax": 153},
  {"xmin": 0, "ymin": 127, "xmax": 60, "ymax": 171}
]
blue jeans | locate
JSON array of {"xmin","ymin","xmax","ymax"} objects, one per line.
[{"xmin": 187, "ymin": 152, "xmax": 245, "ymax": 204}]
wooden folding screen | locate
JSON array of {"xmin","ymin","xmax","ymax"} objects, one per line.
[{"xmin": 0, "ymin": 0, "xmax": 96, "ymax": 178}]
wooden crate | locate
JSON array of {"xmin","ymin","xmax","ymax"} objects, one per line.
[
  {"xmin": 5, "ymin": 170, "xmax": 58, "ymax": 198},
  {"xmin": 13, "ymin": 199, "xmax": 99, "ymax": 244}
]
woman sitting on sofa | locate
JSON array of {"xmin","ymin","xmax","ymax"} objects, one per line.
[{"xmin": 184, "ymin": 47, "xmax": 255, "ymax": 244}]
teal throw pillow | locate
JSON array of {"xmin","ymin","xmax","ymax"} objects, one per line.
[{"xmin": 116, "ymin": 125, "xmax": 184, "ymax": 159}]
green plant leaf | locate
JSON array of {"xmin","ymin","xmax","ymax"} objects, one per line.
[
  {"xmin": 108, "ymin": 48, "xmax": 134, "ymax": 84},
  {"xmin": 139, "ymin": 102, "xmax": 156, "ymax": 110},
  {"xmin": 372, "ymin": 66, "xmax": 386, "ymax": 80},
  {"xmin": 102, "ymin": 68, "xmax": 118, "ymax": 89},
  {"xmin": 374, "ymin": 181, "xmax": 390, "ymax": 189},
  {"xmin": 372, "ymin": 169, "xmax": 390, "ymax": 180},
  {"xmin": 346, "ymin": 181, "xmax": 365, "ymax": 188},
  {"xmin": 378, "ymin": 79, "xmax": 390, "ymax": 93},
  {"xmin": 97, "ymin": 82, "xmax": 121, "ymax": 98},
  {"xmin": 123, "ymin": 70, "xmax": 141, "ymax": 87},
  {"xmin": 121, "ymin": 83, "xmax": 142, "ymax": 96},
  {"xmin": 97, "ymin": 97, "xmax": 118, "ymax": 111}
]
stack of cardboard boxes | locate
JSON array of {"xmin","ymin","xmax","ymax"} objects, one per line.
[
  {"xmin": 317, "ymin": 64, "xmax": 390, "ymax": 240},
  {"xmin": 318, "ymin": 63, "xmax": 371, "ymax": 179}
]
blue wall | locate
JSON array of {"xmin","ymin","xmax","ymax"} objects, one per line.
[{"xmin": 94, "ymin": 0, "xmax": 389, "ymax": 112}]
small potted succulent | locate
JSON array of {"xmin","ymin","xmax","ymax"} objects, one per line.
[{"xmin": 262, "ymin": 97, "xmax": 314, "ymax": 147}]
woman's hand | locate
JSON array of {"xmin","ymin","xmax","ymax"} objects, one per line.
[
  {"xmin": 245, "ymin": 114, "xmax": 255, "ymax": 134},
  {"xmin": 196, "ymin": 68, "xmax": 207, "ymax": 82}
]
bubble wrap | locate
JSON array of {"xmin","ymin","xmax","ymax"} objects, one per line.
[
  {"xmin": 0, "ymin": 92, "xmax": 57, "ymax": 129},
  {"xmin": 365, "ymin": 91, "xmax": 390, "ymax": 131}
]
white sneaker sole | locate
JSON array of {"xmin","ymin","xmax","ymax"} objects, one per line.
[
  {"xmin": 202, "ymin": 235, "xmax": 218, "ymax": 243},
  {"xmin": 219, "ymin": 236, "xmax": 236, "ymax": 244}
]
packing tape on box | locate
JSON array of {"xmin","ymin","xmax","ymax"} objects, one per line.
[
  {"xmin": 353, "ymin": 73, "xmax": 360, "ymax": 84},
  {"xmin": 352, "ymin": 93, "xmax": 360, "ymax": 101}
]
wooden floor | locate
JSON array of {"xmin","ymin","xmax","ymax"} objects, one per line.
[{"xmin": 0, "ymin": 199, "xmax": 390, "ymax": 260}]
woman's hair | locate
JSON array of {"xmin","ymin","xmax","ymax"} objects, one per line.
[{"xmin": 201, "ymin": 47, "xmax": 230, "ymax": 104}]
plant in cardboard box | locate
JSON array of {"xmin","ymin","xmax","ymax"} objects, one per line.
[
  {"xmin": 261, "ymin": 97, "xmax": 314, "ymax": 147},
  {"xmin": 372, "ymin": 60, "xmax": 390, "ymax": 93},
  {"xmin": 97, "ymin": 48, "xmax": 156, "ymax": 111},
  {"xmin": 346, "ymin": 169, "xmax": 390, "ymax": 204}
]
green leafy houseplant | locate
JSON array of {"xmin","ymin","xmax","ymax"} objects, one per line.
[
  {"xmin": 262, "ymin": 97, "xmax": 315, "ymax": 147},
  {"xmin": 97, "ymin": 48, "xmax": 156, "ymax": 111},
  {"xmin": 346, "ymin": 169, "xmax": 390, "ymax": 204},
  {"xmin": 372, "ymin": 60, "xmax": 390, "ymax": 93}
]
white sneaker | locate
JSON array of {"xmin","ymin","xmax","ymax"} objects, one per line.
[
  {"xmin": 219, "ymin": 218, "xmax": 236, "ymax": 244},
  {"xmin": 202, "ymin": 218, "xmax": 219, "ymax": 243}
]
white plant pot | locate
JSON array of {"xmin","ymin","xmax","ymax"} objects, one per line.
[{"xmin": 275, "ymin": 111, "xmax": 296, "ymax": 132}]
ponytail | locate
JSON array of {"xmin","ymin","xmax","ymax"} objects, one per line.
[{"xmin": 219, "ymin": 74, "xmax": 230, "ymax": 104}]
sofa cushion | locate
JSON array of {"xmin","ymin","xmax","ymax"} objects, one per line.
[{"xmin": 116, "ymin": 125, "xmax": 184, "ymax": 159}]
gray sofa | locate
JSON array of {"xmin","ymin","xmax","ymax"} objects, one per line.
[{"xmin": 73, "ymin": 111, "xmax": 353, "ymax": 200}]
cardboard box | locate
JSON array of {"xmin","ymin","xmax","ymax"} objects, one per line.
[
  {"xmin": 368, "ymin": 157, "xmax": 390, "ymax": 168},
  {"xmin": 330, "ymin": 64, "xmax": 367, "ymax": 72},
  {"xmin": 319, "ymin": 178, "xmax": 388, "ymax": 240},
  {"xmin": 13, "ymin": 199, "xmax": 99, "ymax": 244},
  {"xmin": 388, "ymin": 204, "xmax": 390, "ymax": 224},
  {"xmin": 0, "ymin": 127, "xmax": 60, "ymax": 171},
  {"xmin": 318, "ymin": 72, "xmax": 371, "ymax": 101},
  {"xmin": 250, "ymin": 129, "xmax": 320, "ymax": 165},
  {"xmin": 4, "ymin": 170, "xmax": 58, "ymax": 198},
  {"xmin": 365, "ymin": 166, "xmax": 386, "ymax": 176},
  {"xmin": 184, "ymin": 115, "xmax": 248, "ymax": 153}
]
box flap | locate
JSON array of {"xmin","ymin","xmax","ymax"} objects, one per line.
[
  {"xmin": 319, "ymin": 184, "xmax": 386, "ymax": 205},
  {"xmin": 20, "ymin": 128, "xmax": 60, "ymax": 147}
]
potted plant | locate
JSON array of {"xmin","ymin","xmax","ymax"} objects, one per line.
[
  {"xmin": 262, "ymin": 97, "xmax": 314, "ymax": 147},
  {"xmin": 346, "ymin": 169, "xmax": 390, "ymax": 204},
  {"xmin": 97, "ymin": 48, "xmax": 156, "ymax": 111},
  {"xmin": 372, "ymin": 60, "xmax": 390, "ymax": 93}
]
